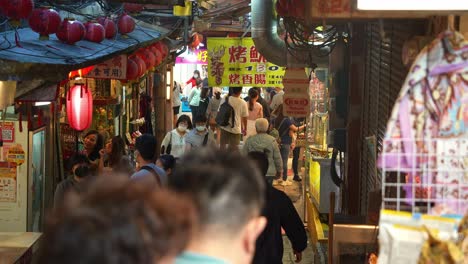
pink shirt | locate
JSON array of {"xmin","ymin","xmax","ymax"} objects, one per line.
[{"xmin": 248, "ymin": 102, "xmax": 263, "ymax": 120}]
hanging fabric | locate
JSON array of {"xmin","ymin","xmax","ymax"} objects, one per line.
[{"xmin": 379, "ymin": 31, "xmax": 468, "ymax": 215}]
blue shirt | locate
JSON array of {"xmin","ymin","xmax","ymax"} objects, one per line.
[
  {"xmin": 131, "ymin": 163, "xmax": 167, "ymax": 185},
  {"xmin": 175, "ymin": 252, "xmax": 227, "ymax": 264},
  {"xmin": 278, "ymin": 118, "xmax": 293, "ymax": 145}
]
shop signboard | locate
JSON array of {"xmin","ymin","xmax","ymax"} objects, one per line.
[
  {"xmin": 176, "ymin": 49, "xmax": 208, "ymax": 64},
  {"xmin": 207, "ymin": 38, "xmax": 286, "ymax": 87},
  {"xmin": 283, "ymin": 94, "xmax": 310, "ymax": 117},
  {"xmin": 0, "ymin": 122, "xmax": 15, "ymax": 143},
  {"xmin": 86, "ymin": 55, "xmax": 127, "ymax": 80},
  {"xmin": 282, "ymin": 68, "xmax": 309, "ymax": 94}
]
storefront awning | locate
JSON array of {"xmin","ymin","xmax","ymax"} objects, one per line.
[{"xmin": 0, "ymin": 23, "xmax": 162, "ymax": 82}]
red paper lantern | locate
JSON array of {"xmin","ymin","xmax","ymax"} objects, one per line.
[
  {"xmin": 68, "ymin": 66, "xmax": 95, "ymax": 79},
  {"xmin": 66, "ymin": 84, "xmax": 93, "ymax": 131},
  {"xmin": 0, "ymin": 0, "xmax": 34, "ymax": 23},
  {"xmin": 123, "ymin": 3, "xmax": 144, "ymax": 13},
  {"xmin": 133, "ymin": 56, "xmax": 146, "ymax": 76},
  {"xmin": 56, "ymin": 18, "xmax": 86, "ymax": 45},
  {"xmin": 84, "ymin": 22, "xmax": 105, "ymax": 43},
  {"xmin": 118, "ymin": 13, "xmax": 135, "ymax": 35},
  {"xmin": 151, "ymin": 45, "xmax": 163, "ymax": 65},
  {"xmin": 126, "ymin": 56, "xmax": 139, "ymax": 81},
  {"xmin": 28, "ymin": 7, "xmax": 61, "ymax": 40},
  {"xmin": 143, "ymin": 49, "xmax": 156, "ymax": 70},
  {"xmin": 97, "ymin": 17, "xmax": 117, "ymax": 39}
]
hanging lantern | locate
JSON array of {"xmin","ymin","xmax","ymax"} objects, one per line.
[
  {"xmin": 118, "ymin": 13, "xmax": 135, "ymax": 36},
  {"xmin": 0, "ymin": 81, "xmax": 17, "ymax": 110},
  {"xmin": 133, "ymin": 55, "xmax": 146, "ymax": 76},
  {"xmin": 56, "ymin": 18, "xmax": 86, "ymax": 45},
  {"xmin": 126, "ymin": 56, "xmax": 139, "ymax": 81},
  {"xmin": 84, "ymin": 22, "xmax": 105, "ymax": 43},
  {"xmin": 97, "ymin": 17, "xmax": 117, "ymax": 39},
  {"xmin": 0, "ymin": 0, "xmax": 34, "ymax": 25},
  {"xmin": 66, "ymin": 84, "xmax": 93, "ymax": 131},
  {"xmin": 68, "ymin": 65, "xmax": 95, "ymax": 79},
  {"xmin": 28, "ymin": 7, "xmax": 61, "ymax": 40},
  {"xmin": 151, "ymin": 45, "xmax": 163, "ymax": 66},
  {"xmin": 123, "ymin": 3, "xmax": 144, "ymax": 14},
  {"xmin": 142, "ymin": 48, "xmax": 156, "ymax": 70}
]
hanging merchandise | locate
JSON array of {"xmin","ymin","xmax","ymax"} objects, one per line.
[
  {"xmin": 97, "ymin": 17, "xmax": 117, "ymax": 39},
  {"xmin": 56, "ymin": 18, "xmax": 86, "ymax": 45},
  {"xmin": 379, "ymin": 31, "xmax": 468, "ymax": 216},
  {"xmin": 0, "ymin": 0, "xmax": 34, "ymax": 25},
  {"xmin": 118, "ymin": 13, "xmax": 135, "ymax": 36},
  {"xmin": 84, "ymin": 22, "xmax": 105, "ymax": 43},
  {"xmin": 28, "ymin": 7, "xmax": 61, "ymax": 40},
  {"xmin": 66, "ymin": 84, "xmax": 93, "ymax": 131}
]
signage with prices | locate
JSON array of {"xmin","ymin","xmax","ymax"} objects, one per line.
[
  {"xmin": 86, "ymin": 55, "xmax": 127, "ymax": 80},
  {"xmin": 207, "ymin": 38, "xmax": 286, "ymax": 87},
  {"xmin": 283, "ymin": 94, "xmax": 310, "ymax": 117}
]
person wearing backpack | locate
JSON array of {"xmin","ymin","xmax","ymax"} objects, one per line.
[
  {"xmin": 217, "ymin": 87, "xmax": 248, "ymax": 150},
  {"xmin": 131, "ymin": 134, "xmax": 166, "ymax": 187},
  {"xmin": 185, "ymin": 115, "xmax": 216, "ymax": 151}
]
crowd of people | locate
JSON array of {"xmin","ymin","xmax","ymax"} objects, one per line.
[{"xmin": 48, "ymin": 72, "xmax": 309, "ymax": 263}]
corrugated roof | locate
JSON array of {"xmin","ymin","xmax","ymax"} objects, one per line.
[{"xmin": 0, "ymin": 22, "xmax": 162, "ymax": 80}]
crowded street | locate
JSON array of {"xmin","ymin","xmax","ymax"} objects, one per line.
[{"xmin": 0, "ymin": 0, "xmax": 467, "ymax": 263}]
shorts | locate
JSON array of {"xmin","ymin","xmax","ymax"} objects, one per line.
[
  {"xmin": 173, "ymin": 106, "xmax": 180, "ymax": 115},
  {"xmin": 220, "ymin": 129, "xmax": 241, "ymax": 147}
]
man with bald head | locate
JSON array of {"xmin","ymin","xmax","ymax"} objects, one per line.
[{"xmin": 242, "ymin": 118, "xmax": 283, "ymax": 184}]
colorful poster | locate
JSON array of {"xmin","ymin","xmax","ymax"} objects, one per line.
[
  {"xmin": 0, "ymin": 162, "xmax": 17, "ymax": 202},
  {"xmin": 0, "ymin": 122, "xmax": 15, "ymax": 143},
  {"xmin": 86, "ymin": 55, "xmax": 127, "ymax": 80},
  {"xmin": 207, "ymin": 38, "xmax": 286, "ymax": 87},
  {"xmin": 176, "ymin": 49, "xmax": 208, "ymax": 64}
]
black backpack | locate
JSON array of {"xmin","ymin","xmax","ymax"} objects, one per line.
[{"xmin": 215, "ymin": 96, "xmax": 235, "ymax": 128}]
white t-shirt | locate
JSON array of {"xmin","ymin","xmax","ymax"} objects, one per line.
[
  {"xmin": 270, "ymin": 90, "xmax": 284, "ymax": 112},
  {"xmin": 172, "ymin": 84, "xmax": 182, "ymax": 107},
  {"xmin": 160, "ymin": 129, "xmax": 187, "ymax": 158},
  {"xmin": 219, "ymin": 95, "xmax": 248, "ymax": 134}
]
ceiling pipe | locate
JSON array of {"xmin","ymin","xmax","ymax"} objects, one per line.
[{"xmin": 251, "ymin": 0, "xmax": 327, "ymax": 67}]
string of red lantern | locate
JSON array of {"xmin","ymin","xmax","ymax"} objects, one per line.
[
  {"xmin": 28, "ymin": 7, "xmax": 61, "ymax": 40},
  {"xmin": 0, "ymin": 0, "xmax": 34, "ymax": 26}
]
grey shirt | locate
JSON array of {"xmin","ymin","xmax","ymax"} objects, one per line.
[
  {"xmin": 185, "ymin": 129, "xmax": 216, "ymax": 149},
  {"xmin": 242, "ymin": 133, "xmax": 283, "ymax": 177}
]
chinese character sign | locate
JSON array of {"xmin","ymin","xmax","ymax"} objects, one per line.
[
  {"xmin": 175, "ymin": 49, "xmax": 208, "ymax": 64},
  {"xmin": 86, "ymin": 55, "xmax": 127, "ymax": 80},
  {"xmin": 207, "ymin": 38, "xmax": 286, "ymax": 87}
]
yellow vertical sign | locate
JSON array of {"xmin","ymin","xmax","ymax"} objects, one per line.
[{"xmin": 207, "ymin": 38, "xmax": 286, "ymax": 87}]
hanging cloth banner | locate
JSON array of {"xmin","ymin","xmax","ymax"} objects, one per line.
[{"xmin": 207, "ymin": 38, "xmax": 286, "ymax": 87}]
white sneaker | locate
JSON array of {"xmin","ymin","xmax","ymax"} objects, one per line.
[
  {"xmin": 281, "ymin": 180, "xmax": 292, "ymax": 186},
  {"xmin": 272, "ymin": 179, "xmax": 281, "ymax": 186}
]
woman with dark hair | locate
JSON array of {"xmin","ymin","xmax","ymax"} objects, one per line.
[
  {"xmin": 81, "ymin": 130, "xmax": 104, "ymax": 171},
  {"xmin": 273, "ymin": 104, "xmax": 306, "ymax": 186},
  {"xmin": 156, "ymin": 154, "xmax": 176, "ymax": 177},
  {"xmin": 99, "ymin": 136, "xmax": 134, "ymax": 176},
  {"xmin": 197, "ymin": 87, "xmax": 210, "ymax": 118},
  {"xmin": 188, "ymin": 79, "xmax": 202, "ymax": 117},
  {"xmin": 245, "ymin": 88, "xmax": 263, "ymax": 140},
  {"xmin": 161, "ymin": 114, "xmax": 193, "ymax": 158}
]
